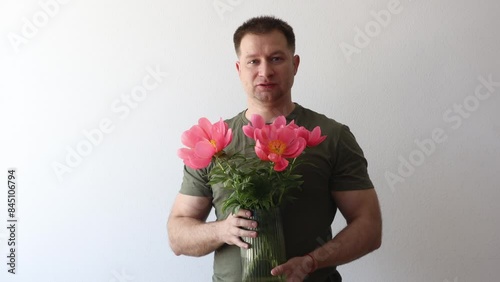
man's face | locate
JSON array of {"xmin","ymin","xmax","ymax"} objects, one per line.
[{"xmin": 236, "ymin": 30, "xmax": 300, "ymax": 105}]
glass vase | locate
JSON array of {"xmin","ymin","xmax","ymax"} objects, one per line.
[{"xmin": 240, "ymin": 208, "xmax": 286, "ymax": 282}]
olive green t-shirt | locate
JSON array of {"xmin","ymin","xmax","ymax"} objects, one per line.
[{"xmin": 180, "ymin": 103, "xmax": 374, "ymax": 282}]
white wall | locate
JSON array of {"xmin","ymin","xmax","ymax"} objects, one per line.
[{"xmin": 1, "ymin": 0, "xmax": 499, "ymax": 281}]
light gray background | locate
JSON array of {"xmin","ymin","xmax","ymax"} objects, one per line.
[{"xmin": 1, "ymin": 0, "xmax": 499, "ymax": 281}]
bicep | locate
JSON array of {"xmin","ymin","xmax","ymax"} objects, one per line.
[
  {"xmin": 169, "ymin": 193, "xmax": 213, "ymax": 222},
  {"xmin": 331, "ymin": 189, "xmax": 381, "ymax": 224}
]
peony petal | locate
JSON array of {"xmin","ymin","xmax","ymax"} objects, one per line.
[
  {"xmin": 287, "ymin": 120, "xmax": 299, "ymax": 129},
  {"xmin": 307, "ymin": 126, "xmax": 327, "ymax": 146},
  {"xmin": 276, "ymin": 126, "xmax": 297, "ymax": 144},
  {"xmin": 198, "ymin": 117, "xmax": 213, "ymax": 136},
  {"xmin": 187, "ymin": 155, "xmax": 212, "ymax": 169},
  {"xmin": 268, "ymin": 152, "xmax": 281, "ymax": 163},
  {"xmin": 210, "ymin": 129, "xmax": 225, "ymax": 152},
  {"xmin": 242, "ymin": 125, "xmax": 255, "ymax": 139},
  {"xmin": 250, "ymin": 114, "xmax": 265, "ymax": 129},
  {"xmin": 272, "ymin": 116, "xmax": 287, "ymax": 128},
  {"xmin": 181, "ymin": 125, "xmax": 208, "ymax": 148},
  {"xmin": 283, "ymin": 137, "xmax": 307, "ymax": 158},
  {"xmin": 224, "ymin": 128, "xmax": 233, "ymax": 148},
  {"xmin": 177, "ymin": 148, "xmax": 211, "ymax": 169},
  {"xmin": 273, "ymin": 158, "xmax": 289, "ymax": 171},
  {"xmin": 212, "ymin": 118, "xmax": 226, "ymax": 136},
  {"xmin": 254, "ymin": 140, "xmax": 270, "ymax": 161},
  {"xmin": 243, "ymin": 114, "xmax": 265, "ymax": 139},
  {"xmin": 254, "ymin": 128, "xmax": 268, "ymax": 144},
  {"xmin": 212, "ymin": 119, "xmax": 233, "ymax": 151},
  {"xmin": 177, "ymin": 148, "xmax": 193, "ymax": 160},
  {"xmin": 194, "ymin": 140, "xmax": 216, "ymax": 159},
  {"xmin": 295, "ymin": 127, "xmax": 310, "ymax": 141}
]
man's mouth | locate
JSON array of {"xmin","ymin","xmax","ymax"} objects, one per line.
[{"xmin": 257, "ymin": 83, "xmax": 276, "ymax": 88}]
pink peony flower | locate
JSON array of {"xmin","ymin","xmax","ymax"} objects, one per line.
[
  {"xmin": 296, "ymin": 126, "xmax": 327, "ymax": 147},
  {"xmin": 177, "ymin": 117, "xmax": 232, "ymax": 169},
  {"xmin": 245, "ymin": 114, "xmax": 307, "ymax": 171},
  {"xmin": 242, "ymin": 114, "xmax": 265, "ymax": 139}
]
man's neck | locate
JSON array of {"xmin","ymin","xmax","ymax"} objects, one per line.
[{"xmin": 245, "ymin": 100, "xmax": 296, "ymax": 123}]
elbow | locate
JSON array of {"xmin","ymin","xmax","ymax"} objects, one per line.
[
  {"xmin": 371, "ymin": 223, "xmax": 382, "ymax": 251},
  {"xmin": 170, "ymin": 242, "xmax": 183, "ymax": 256},
  {"xmin": 365, "ymin": 234, "xmax": 381, "ymax": 254},
  {"xmin": 168, "ymin": 234, "xmax": 208, "ymax": 257},
  {"xmin": 172, "ymin": 249, "xmax": 184, "ymax": 256},
  {"xmin": 169, "ymin": 237, "xmax": 197, "ymax": 256},
  {"xmin": 170, "ymin": 242, "xmax": 208, "ymax": 257},
  {"xmin": 167, "ymin": 222, "xmax": 183, "ymax": 256},
  {"xmin": 168, "ymin": 228, "xmax": 190, "ymax": 256},
  {"xmin": 372, "ymin": 235, "xmax": 382, "ymax": 251},
  {"xmin": 168, "ymin": 235, "xmax": 182, "ymax": 256}
]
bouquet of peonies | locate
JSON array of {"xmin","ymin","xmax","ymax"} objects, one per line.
[
  {"xmin": 177, "ymin": 114, "xmax": 326, "ymax": 213},
  {"xmin": 178, "ymin": 114, "xmax": 326, "ymax": 281}
]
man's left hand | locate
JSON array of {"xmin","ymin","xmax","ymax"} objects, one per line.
[{"xmin": 271, "ymin": 255, "xmax": 314, "ymax": 281}]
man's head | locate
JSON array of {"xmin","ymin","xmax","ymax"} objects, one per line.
[
  {"xmin": 234, "ymin": 16, "xmax": 300, "ymax": 112},
  {"xmin": 233, "ymin": 16, "xmax": 296, "ymax": 56}
]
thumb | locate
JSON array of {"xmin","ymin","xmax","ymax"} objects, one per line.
[{"xmin": 270, "ymin": 264, "xmax": 284, "ymax": 276}]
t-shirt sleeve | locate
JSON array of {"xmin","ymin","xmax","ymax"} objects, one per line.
[
  {"xmin": 330, "ymin": 125, "xmax": 374, "ymax": 191},
  {"xmin": 179, "ymin": 166, "xmax": 213, "ymax": 197}
]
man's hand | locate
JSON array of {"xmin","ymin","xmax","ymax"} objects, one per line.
[
  {"xmin": 217, "ymin": 209, "xmax": 258, "ymax": 249},
  {"xmin": 270, "ymin": 188, "xmax": 382, "ymax": 281},
  {"xmin": 270, "ymin": 255, "xmax": 314, "ymax": 282},
  {"xmin": 168, "ymin": 194, "xmax": 258, "ymax": 256}
]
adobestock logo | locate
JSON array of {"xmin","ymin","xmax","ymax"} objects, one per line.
[
  {"xmin": 8, "ymin": 0, "xmax": 71, "ymax": 54},
  {"xmin": 51, "ymin": 65, "xmax": 169, "ymax": 183},
  {"xmin": 385, "ymin": 74, "xmax": 500, "ymax": 192},
  {"xmin": 339, "ymin": 0, "xmax": 403, "ymax": 63},
  {"xmin": 213, "ymin": 0, "xmax": 243, "ymax": 20},
  {"xmin": 109, "ymin": 268, "xmax": 134, "ymax": 282}
]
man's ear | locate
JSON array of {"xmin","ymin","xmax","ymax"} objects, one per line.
[
  {"xmin": 236, "ymin": 61, "xmax": 241, "ymax": 75},
  {"xmin": 293, "ymin": 54, "xmax": 300, "ymax": 75}
]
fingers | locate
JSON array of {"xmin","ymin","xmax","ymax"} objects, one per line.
[
  {"xmin": 270, "ymin": 264, "xmax": 283, "ymax": 276},
  {"xmin": 227, "ymin": 217, "xmax": 257, "ymax": 242},
  {"xmin": 220, "ymin": 209, "xmax": 258, "ymax": 248},
  {"xmin": 226, "ymin": 226, "xmax": 256, "ymax": 249},
  {"xmin": 233, "ymin": 208, "xmax": 252, "ymax": 218},
  {"xmin": 271, "ymin": 257, "xmax": 309, "ymax": 281},
  {"xmin": 230, "ymin": 224, "xmax": 257, "ymax": 237},
  {"xmin": 271, "ymin": 264, "xmax": 295, "ymax": 281},
  {"xmin": 229, "ymin": 235, "xmax": 250, "ymax": 249},
  {"xmin": 231, "ymin": 209, "xmax": 258, "ymax": 230}
]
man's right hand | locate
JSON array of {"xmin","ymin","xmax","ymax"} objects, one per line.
[
  {"xmin": 217, "ymin": 209, "xmax": 258, "ymax": 249},
  {"xmin": 168, "ymin": 194, "xmax": 259, "ymax": 256}
]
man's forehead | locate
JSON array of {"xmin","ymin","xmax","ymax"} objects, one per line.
[
  {"xmin": 239, "ymin": 31, "xmax": 290, "ymax": 57},
  {"xmin": 240, "ymin": 30, "xmax": 287, "ymax": 45}
]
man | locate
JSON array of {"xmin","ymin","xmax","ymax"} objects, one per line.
[{"xmin": 168, "ymin": 16, "xmax": 382, "ymax": 281}]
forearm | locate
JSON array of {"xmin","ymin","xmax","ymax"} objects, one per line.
[
  {"xmin": 271, "ymin": 190, "xmax": 382, "ymax": 279},
  {"xmin": 310, "ymin": 218, "xmax": 382, "ymax": 269},
  {"xmin": 168, "ymin": 216, "xmax": 224, "ymax": 257}
]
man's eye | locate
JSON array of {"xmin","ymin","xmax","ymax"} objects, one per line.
[
  {"xmin": 271, "ymin": 57, "xmax": 283, "ymax": 62},
  {"xmin": 248, "ymin": 60, "xmax": 258, "ymax": 65}
]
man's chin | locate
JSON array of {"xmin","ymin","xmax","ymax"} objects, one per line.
[{"xmin": 253, "ymin": 91, "xmax": 284, "ymax": 102}]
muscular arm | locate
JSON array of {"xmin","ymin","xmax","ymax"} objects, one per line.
[
  {"xmin": 271, "ymin": 188, "xmax": 382, "ymax": 279},
  {"xmin": 312, "ymin": 188, "xmax": 382, "ymax": 267},
  {"xmin": 167, "ymin": 193, "xmax": 257, "ymax": 257}
]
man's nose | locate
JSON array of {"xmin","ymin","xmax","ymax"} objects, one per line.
[{"xmin": 258, "ymin": 61, "xmax": 274, "ymax": 77}]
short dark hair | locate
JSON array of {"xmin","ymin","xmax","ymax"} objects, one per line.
[{"xmin": 233, "ymin": 16, "xmax": 295, "ymax": 56}]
